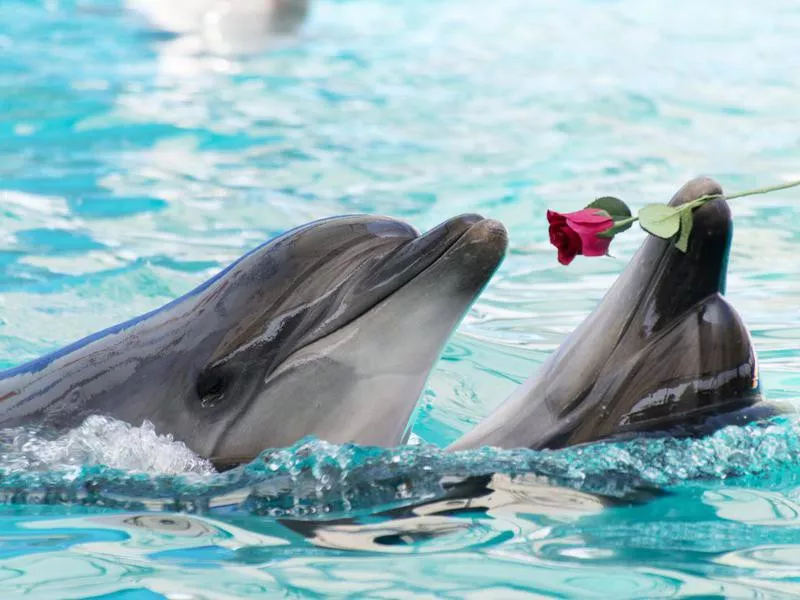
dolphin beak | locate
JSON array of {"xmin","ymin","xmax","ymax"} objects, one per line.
[{"xmin": 413, "ymin": 214, "xmax": 507, "ymax": 258}]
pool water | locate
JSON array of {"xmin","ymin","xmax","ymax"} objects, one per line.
[{"xmin": 2, "ymin": 0, "xmax": 800, "ymax": 597}]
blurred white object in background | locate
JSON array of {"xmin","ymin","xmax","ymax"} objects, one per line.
[{"xmin": 127, "ymin": 0, "xmax": 310, "ymax": 54}]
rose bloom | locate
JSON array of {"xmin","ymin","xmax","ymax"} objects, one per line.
[{"xmin": 547, "ymin": 209, "xmax": 614, "ymax": 265}]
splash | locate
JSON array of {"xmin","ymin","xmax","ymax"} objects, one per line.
[
  {"xmin": 0, "ymin": 416, "xmax": 214, "ymax": 476},
  {"xmin": 0, "ymin": 415, "xmax": 799, "ymax": 516}
]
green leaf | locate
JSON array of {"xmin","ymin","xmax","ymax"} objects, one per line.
[
  {"xmin": 588, "ymin": 197, "xmax": 632, "ymax": 231},
  {"xmin": 587, "ymin": 196, "xmax": 632, "ymax": 220},
  {"xmin": 587, "ymin": 197, "xmax": 634, "ymax": 237},
  {"xmin": 674, "ymin": 209, "xmax": 693, "ymax": 253},
  {"xmin": 638, "ymin": 204, "xmax": 681, "ymax": 239}
]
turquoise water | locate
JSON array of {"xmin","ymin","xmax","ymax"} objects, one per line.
[{"xmin": 3, "ymin": 0, "xmax": 800, "ymax": 597}]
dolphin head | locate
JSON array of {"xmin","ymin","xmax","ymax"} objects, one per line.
[
  {"xmin": 173, "ymin": 214, "xmax": 507, "ymax": 466},
  {"xmin": 450, "ymin": 177, "xmax": 775, "ymax": 452}
]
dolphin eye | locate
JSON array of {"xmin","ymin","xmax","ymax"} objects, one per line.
[{"xmin": 196, "ymin": 369, "xmax": 228, "ymax": 409}]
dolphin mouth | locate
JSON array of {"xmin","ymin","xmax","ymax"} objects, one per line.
[
  {"xmin": 423, "ymin": 214, "xmax": 508, "ymax": 261},
  {"xmin": 388, "ymin": 214, "xmax": 508, "ymax": 294},
  {"xmin": 353, "ymin": 213, "xmax": 507, "ymax": 307},
  {"xmin": 339, "ymin": 213, "xmax": 508, "ymax": 339},
  {"xmin": 391, "ymin": 214, "xmax": 506, "ymax": 273},
  {"xmin": 364, "ymin": 214, "xmax": 491, "ymax": 278}
]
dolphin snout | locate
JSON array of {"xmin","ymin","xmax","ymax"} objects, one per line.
[
  {"xmin": 431, "ymin": 214, "xmax": 508, "ymax": 251},
  {"xmin": 652, "ymin": 176, "xmax": 732, "ymax": 305},
  {"xmin": 463, "ymin": 218, "xmax": 508, "ymax": 247},
  {"xmin": 668, "ymin": 177, "xmax": 723, "ymax": 208},
  {"xmin": 667, "ymin": 176, "xmax": 730, "ymax": 250},
  {"xmin": 427, "ymin": 217, "xmax": 508, "ymax": 295},
  {"xmin": 451, "ymin": 217, "xmax": 509, "ymax": 259},
  {"xmin": 433, "ymin": 213, "xmax": 485, "ymax": 240}
]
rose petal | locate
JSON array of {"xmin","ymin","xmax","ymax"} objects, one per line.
[
  {"xmin": 550, "ymin": 225, "xmax": 581, "ymax": 265},
  {"xmin": 563, "ymin": 208, "xmax": 614, "ymax": 225},
  {"xmin": 546, "ymin": 210, "xmax": 567, "ymax": 226},
  {"xmin": 562, "ymin": 209, "xmax": 613, "ymax": 258},
  {"xmin": 581, "ymin": 234, "xmax": 612, "ymax": 257},
  {"xmin": 568, "ymin": 220, "xmax": 613, "ymax": 237}
]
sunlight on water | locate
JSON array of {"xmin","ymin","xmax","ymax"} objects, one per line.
[{"xmin": 2, "ymin": 0, "xmax": 800, "ymax": 596}]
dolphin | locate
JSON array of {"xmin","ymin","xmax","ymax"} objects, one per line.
[
  {"xmin": 128, "ymin": 0, "xmax": 310, "ymax": 55},
  {"xmin": 0, "ymin": 214, "xmax": 507, "ymax": 468},
  {"xmin": 128, "ymin": 0, "xmax": 309, "ymax": 36},
  {"xmin": 450, "ymin": 177, "xmax": 787, "ymax": 452}
]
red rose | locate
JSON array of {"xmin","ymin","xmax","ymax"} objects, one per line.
[{"xmin": 547, "ymin": 209, "xmax": 614, "ymax": 265}]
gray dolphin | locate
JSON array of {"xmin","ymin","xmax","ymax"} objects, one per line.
[
  {"xmin": 0, "ymin": 214, "xmax": 507, "ymax": 468},
  {"xmin": 450, "ymin": 177, "xmax": 786, "ymax": 452},
  {"xmin": 128, "ymin": 0, "xmax": 310, "ymax": 37}
]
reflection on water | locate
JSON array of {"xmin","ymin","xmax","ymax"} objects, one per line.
[
  {"xmin": 283, "ymin": 474, "xmax": 606, "ymax": 554},
  {"xmin": 6, "ymin": 475, "xmax": 800, "ymax": 597}
]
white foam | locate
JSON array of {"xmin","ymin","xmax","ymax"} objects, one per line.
[{"xmin": 0, "ymin": 416, "xmax": 214, "ymax": 476}]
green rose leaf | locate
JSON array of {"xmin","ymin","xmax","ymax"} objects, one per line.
[
  {"xmin": 638, "ymin": 204, "xmax": 681, "ymax": 239},
  {"xmin": 587, "ymin": 196, "xmax": 633, "ymax": 233},
  {"xmin": 674, "ymin": 209, "xmax": 693, "ymax": 253},
  {"xmin": 587, "ymin": 196, "xmax": 631, "ymax": 219},
  {"xmin": 588, "ymin": 196, "xmax": 633, "ymax": 239}
]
